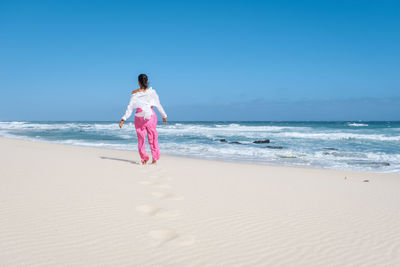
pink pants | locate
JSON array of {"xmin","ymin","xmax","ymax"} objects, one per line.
[{"xmin": 134, "ymin": 107, "xmax": 160, "ymax": 162}]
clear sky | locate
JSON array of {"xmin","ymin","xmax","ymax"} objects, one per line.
[{"xmin": 1, "ymin": 0, "xmax": 399, "ymax": 121}]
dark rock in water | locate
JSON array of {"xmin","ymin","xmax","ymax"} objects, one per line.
[
  {"xmin": 219, "ymin": 139, "xmax": 241, "ymax": 144},
  {"xmin": 323, "ymin": 147, "xmax": 338, "ymax": 151},
  {"xmin": 370, "ymin": 162, "xmax": 390, "ymax": 166},
  {"xmin": 324, "ymin": 151, "xmax": 361, "ymax": 158},
  {"xmin": 253, "ymin": 139, "xmax": 270, "ymax": 144},
  {"xmin": 265, "ymin": 145, "xmax": 283, "ymax": 149},
  {"xmin": 278, "ymin": 155, "xmax": 296, "ymax": 158},
  {"xmin": 347, "ymin": 161, "xmax": 390, "ymax": 167}
]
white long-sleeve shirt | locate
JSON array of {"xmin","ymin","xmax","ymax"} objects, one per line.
[{"xmin": 121, "ymin": 87, "xmax": 167, "ymax": 121}]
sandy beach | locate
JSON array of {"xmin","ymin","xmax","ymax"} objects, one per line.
[{"xmin": 1, "ymin": 136, "xmax": 400, "ymax": 266}]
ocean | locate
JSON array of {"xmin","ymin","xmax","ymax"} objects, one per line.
[{"xmin": 1, "ymin": 121, "xmax": 399, "ymax": 173}]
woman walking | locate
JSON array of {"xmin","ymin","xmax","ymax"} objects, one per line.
[{"xmin": 119, "ymin": 74, "xmax": 167, "ymax": 165}]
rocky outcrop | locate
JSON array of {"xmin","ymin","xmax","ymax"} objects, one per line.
[
  {"xmin": 253, "ymin": 139, "xmax": 270, "ymax": 144},
  {"xmin": 265, "ymin": 146, "xmax": 283, "ymax": 149}
]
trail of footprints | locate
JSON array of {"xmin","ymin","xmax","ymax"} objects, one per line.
[{"xmin": 137, "ymin": 167, "xmax": 195, "ymax": 247}]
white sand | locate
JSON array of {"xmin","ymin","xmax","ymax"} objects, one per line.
[{"xmin": 1, "ymin": 136, "xmax": 400, "ymax": 266}]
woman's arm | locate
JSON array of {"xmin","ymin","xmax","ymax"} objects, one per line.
[
  {"xmin": 121, "ymin": 94, "xmax": 136, "ymax": 121},
  {"xmin": 119, "ymin": 90, "xmax": 143, "ymax": 128},
  {"xmin": 153, "ymin": 90, "xmax": 167, "ymax": 123}
]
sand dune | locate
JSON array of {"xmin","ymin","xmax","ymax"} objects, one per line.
[{"xmin": 1, "ymin": 137, "xmax": 400, "ymax": 266}]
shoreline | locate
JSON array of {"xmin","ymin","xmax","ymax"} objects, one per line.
[
  {"xmin": 0, "ymin": 135, "xmax": 395, "ymax": 175},
  {"xmin": 1, "ymin": 120, "xmax": 398, "ymax": 174}
]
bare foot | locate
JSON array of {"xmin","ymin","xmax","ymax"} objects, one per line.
[
  {"xmin": 151, "ymin": 160, "xmax": 157, "ymax": 165},
  {"xmin": 141, "ymin": 159, "xmax": 149, "ymax": 165}
]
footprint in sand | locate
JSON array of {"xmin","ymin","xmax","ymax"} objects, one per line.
[
  {"xmin": 136, "ymin": 205, "xmax": 181, "ymax": 218},
  {"xmin": 138, "ymin": 180, "xmax": 157, "ymax": 186},
  {"xmin": 154, "ymin": 210, "xmax": 181, "ymax": 219},
  {"xmin": 155, "ymin": 183, "xmax": 172, "ymax": 189},
  {"xmin": 148, "ymin": 229, "xmax": 178, "ymax": 246},
  {"xmin": 151, "ymin": 191, "xmax": 172, "ymax": 199},
  {"xmin": 148, "ymin": 230, "xmax": 195, "ymax": 247},
  {"xmin": 151, "ymin": 191, "xmax": 184, "ymax": 200},
  {"xmin": 136, "ymin": 205, "xmax": 161, "ymax": 216}
]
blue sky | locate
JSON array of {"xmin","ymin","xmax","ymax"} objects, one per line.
[{"xmin": 0, "ymin": 0, "xmax": 399, "ymax": 121}]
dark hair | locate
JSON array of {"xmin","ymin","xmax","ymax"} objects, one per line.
[{"xmin": 138, "ymin": 74, "xmax": 149, "ymax": 89}]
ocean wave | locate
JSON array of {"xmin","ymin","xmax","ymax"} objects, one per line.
[
  {"xmin": 347, "ymin": 122, "xmax": 368, "ymax": 127},
  {"xmin": 159, "ymin": 124, "xmax": 311, "ymax": 139},
  {"xmin": 274, "ymin": 132, "xmax": 400, "ymax": 141},
  {"xmin": 56, "ymin": 139, "xmax": 133, "ymax": 149},
  {"xmin": 0, "ymin": 121, "xmax": 128, "ymax": 131},
  {"xmin": 213, "ymin": 124, "xmax": 309, "ymax": 132}
]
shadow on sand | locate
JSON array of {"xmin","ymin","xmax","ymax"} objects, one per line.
[{"xmin": 100, "ymin": 156, "xmax": 140, "ymax": 165}]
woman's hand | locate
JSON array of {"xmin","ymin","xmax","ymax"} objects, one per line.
[
  {"xmin": 162, "ymin": 117, "xmax": 167, "ymax": 124},
  {"xmin": 119, "ymin": 119, "xmax": 125, "ymax": 128}
]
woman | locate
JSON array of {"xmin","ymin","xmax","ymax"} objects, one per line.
[{"xmin": 119, "ymin": 74, "xmax": 167, "ymax": 165}]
